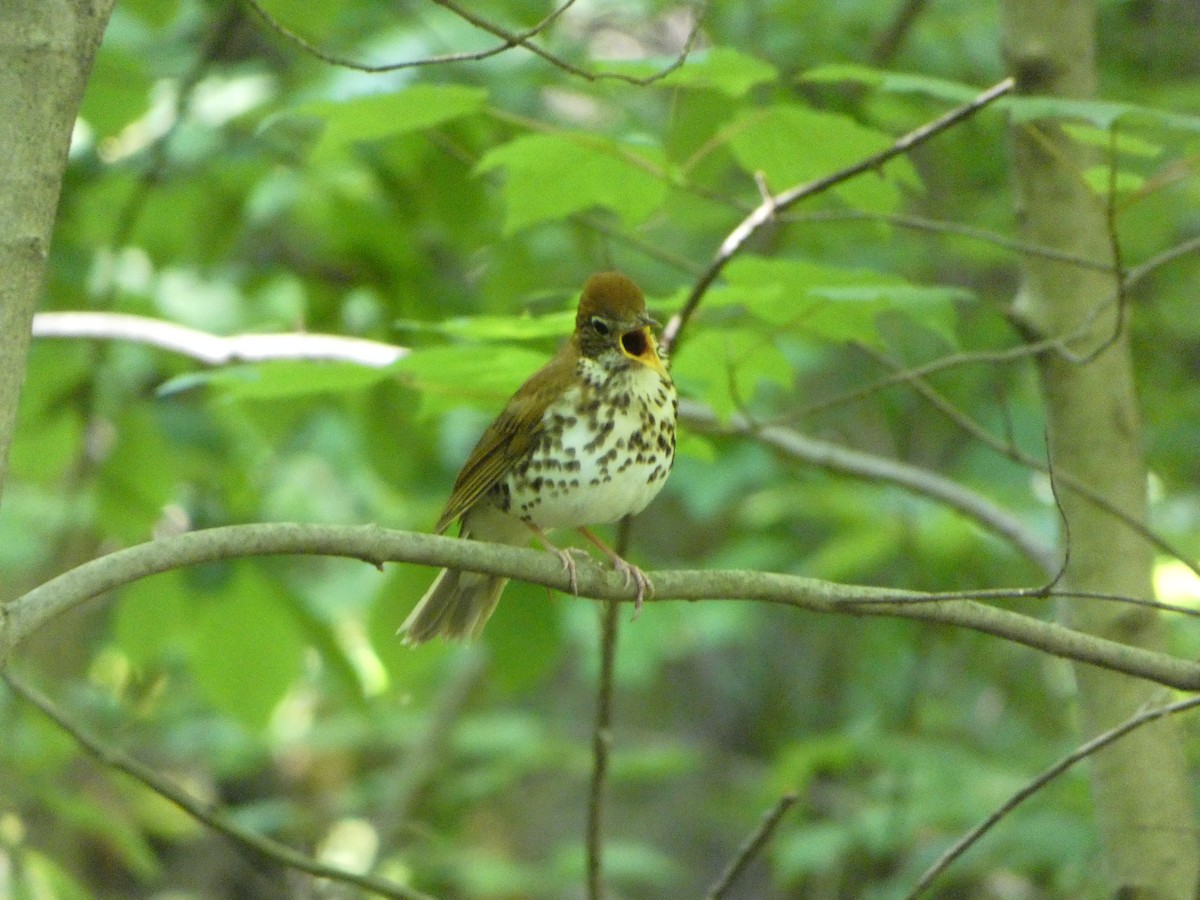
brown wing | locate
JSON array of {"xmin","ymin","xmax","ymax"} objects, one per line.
[{"xmin": 433, "ymin": 345, "xmax": 577, "ymax": 533}]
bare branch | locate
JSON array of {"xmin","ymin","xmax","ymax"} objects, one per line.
[
  {"xmin": 586, "ymin": 595, "xmax": 621, "ymax": 900},
  {"xmin": 4, "ymin": 523, "xmax": 1200, "ymax": 690},
  {"xmin": 870, "ymin": 0, "xmax": 932, "ymax": 65},
  {"xmin": 852, "ymin": 342, "xmax": 1200, "ymax": 581},
  {"xmin": 907, "ymin": 693, "xmax": 1200, "ymax": 899},
  {"xmin": 679, "ymin": 399, "xmax": 1058, "ymax": 575},
  {"xmin": 1124, "ymin": 232, "xmax": 1200, "ymax": 289},
  {"xmin": 705, "ymin": 793, "xmax": 799, "ymax": 899},
  {"xmin": 240, "ymin": 0, "xmax": 704, "ymax": 85},
  {"xmin": 783, "ymin": 209, "xmax": 1113, "ymax": 274},
  {"xmin": 662, "ymin": 77, "xmax": 1016, "ymax": 353},
  {"xmin": 241, "ymin": 0, "xmax": 579, "ymax": 73},
  {"xmin": 2, "ymin": 672, "xmax": 436, "ymax": 900},
  {"xmin": 32, "ymin": 312, "xmax": 406, "ymax": 367}
]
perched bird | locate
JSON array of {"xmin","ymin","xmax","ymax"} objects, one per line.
[{"xmin": 401, "ymin": 272, "xmax": 677, "ymax": 644}]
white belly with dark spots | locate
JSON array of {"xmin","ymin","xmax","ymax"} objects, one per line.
[{"xmin": 502, "ymin": 363, "xmax": 675, "ymax": 530}]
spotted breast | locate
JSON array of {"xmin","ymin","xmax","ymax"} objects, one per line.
[{"xmin": 400, "ymin": 272, "xmax": 677, "ymax": 644}]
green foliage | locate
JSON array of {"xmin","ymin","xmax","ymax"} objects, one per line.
[
  {"xmin": 476, "ymin": 133, "xmax": 669, "ymax": 232},
  {"xmin": 4, "ymin": 0, "xmax": 1200, "ymax": 897},
  {"xmin": 298, "ymin": 84, "xmax": 489, "ymax": 159},
  {"xmin": 725, "ymin": 103, "xmax": 920, "ymax": 211}
]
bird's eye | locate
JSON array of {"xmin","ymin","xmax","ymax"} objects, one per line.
[{"xmin": 590, "ymin": 317, "xmax": 611, "ymax": 335}]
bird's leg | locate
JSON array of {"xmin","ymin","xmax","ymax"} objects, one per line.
[
  {"xmin": 576, "ymin": 526, "xmax": 653, "ymax": 616},
  {"xmin": 524, "ymin": 522, "xmax": 581, "ymax": 596}
]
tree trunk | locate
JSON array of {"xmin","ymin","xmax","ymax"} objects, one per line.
[
  {"xmin": 1000, "ymin": 2, "xmax": 1199, "ymax": 896},
  {"xmin": 0, "ymin": 0, "xmax": 114, "ymax": 507}
]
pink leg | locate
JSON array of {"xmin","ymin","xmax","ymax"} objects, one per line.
[
  {"xmin": 525, "ymin": 522, "xmax": 580, "ymax": 595},
  {"xmin": 577, "ymin": 526, "xmax": 653, "ymax": 616}
]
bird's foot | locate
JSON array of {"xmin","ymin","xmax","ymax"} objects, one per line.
[
  {"xmin": 549, "ymin": 545, "xmax": 581, "ymax": 595},
  {"xmin": 577, "ymin": 526, "xmax": 653, "ymax": 618},
  {"xmin": 612, "ymin": 557, "xmax": 652, "ymax": 618},
  {"xmin": 526, "ymin": 522, "xmax": 583, "ymax": 595}
]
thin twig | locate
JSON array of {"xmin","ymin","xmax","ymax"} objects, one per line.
[
  {"xmin": 869, "ymin": 0, "xmax": 932, "ymax": 65},
  {"xmin": 842, "ymin": 586, "xmax": 1200, "ymax": 619},
  {"xmin": 851, "ymin": 342, "xmax": 1200, "ymax": 581},
  {"xmin": 241, "ymin": 0, "xmax": 578, "ymax": 73},
  {"xmin": 705, "ymin": 793, "xmax": 799, "ymax": 899},
  {"xmin": 242, "ymin": 0, "xmax": 704, "ymax": 85},
  {"xmin": 586, "ymin": 517, "xmax": 631, "ymax": 899},
  {"xmin": 801, "ymin": 338, "xmax": 1058, "ymax": 417},
  {"xmin": 431, "ymin": 0, "xmax": 705, "ymax": 85},
  {"xmin": 1124, "ymin": 232, "xmax": 1200, "ymax": 289},
  {"xmin": 2, "ymin": 672, "xmax": 435, "ymax": 900},
  {"xmin": 782, "ymin": 209, "xmax": 1113, "ymax": 273},
  {"xmin": 679, "ymin": 399, "xmax": 1058, "ymax": 575},
  {"xmin": 661, "ymin": 77, "xmax": 1016, "ymax": 353},
  {"xmin": 586, "ymin": 598, "xmax": 620, "ymax": 900},
  {"xmin": 907, "ymin": 693, "xmax": 1200, "ymax": 898}
]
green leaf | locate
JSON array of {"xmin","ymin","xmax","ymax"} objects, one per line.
[
  {"xmin": 188, "ymin": 566, "xmax": 305, "ymax": 730},
  {"xmin": 113, "ymin": 570, "xmax": 191, "ymax": 666},
  {"xmin": 725, "ymin": 105, "xmax": 920, "ymax": 212},
  {"xmin": 80, "ymin": 50, "xmax": 153, "ymax": 138},
  {"xmin": 22, "ymin": 847, "xmax": 109, "ymax": 900},
  {"xmin": 157, "ymin": 360, "xmax": 393, "ymax": 400},
  {"xmin": 475, "ymin": 133, "xmax": 668, "ymax": 232},
  {"xmin": 298, "ymin": 84, "xmax": 488, "ymax": 159},
  {"xmin": 671, "ymin": 326, "xmax": 792, "ymax": 421},
  {"xmin": 1082, "ymin": 166, "xmax": 1146, "ymax": 198},
  {"xmin": 605, "ymin": 47, "xmax": 778, "ymax": 97},
  {"xmin": 483, "ymin": 582, "xmax": 560, "ymax": 692},
  {"xmin": 774, "ymin": 822, "xmax": 854, "ymax": 881},
  {"xmin": 801, "ymin": 64, "xmax": 982, "ymax": 104},
  {"xmin": 713, "ymin": 256, "xmax": 969, "ymax": 345},
  {"xmin": 394, "ymin": 345, "xmax": 550, "ymax": 415},
  {"xmin": 1008, "ymin": 95, "xmax": 1200, "ymax": 133},
  {"xmin": 1061, "ymin": 123, "xmax": 1162, "ymax": 158}
]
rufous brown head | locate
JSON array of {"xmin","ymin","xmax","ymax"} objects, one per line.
[{"xmin": 574, "ymin": 272, "xmax": 667, "ymax": 377}]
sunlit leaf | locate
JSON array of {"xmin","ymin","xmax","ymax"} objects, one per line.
[
  {"xmin": 1009, "ymin": 95, "xmax": 1200, "ymax": 132},
  {"xmin": 1062, "ymin": 123, "xmax": 1162, "ymax": 157},
  {"xmin": 709, "ymin": 256, "xmax": 969, "ymax": 346},
  {"xmin": 394, "ymin": 345, "xmax": 550, "ymax": 415},
  {"xmin": 801, "ymin": 64, "xmax": 981, "ymax": 104},
  {"xmin": 298, "ymin": 84, "xmax": 489, "ymax": 159},
  {"xmin": 671, "ymin": 325, "xmax": 792, "ymax": 421},
  {"xmin": 475, "ymin": 133, "xmax": 668, "ymax": 232},
  {"xmin": 725, "ymin": 104, "xmax": 921, "ymax": 212}
]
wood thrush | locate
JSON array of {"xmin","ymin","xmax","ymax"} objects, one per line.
[{"xmin": 401, "ymin": 272, "xmax": 677, "ymax": 644}]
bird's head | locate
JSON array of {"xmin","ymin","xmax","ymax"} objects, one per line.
[{"xmin": 575, "ymin": 272, "xmax": 668, "ymax": 377}]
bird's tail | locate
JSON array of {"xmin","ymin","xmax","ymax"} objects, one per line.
[{"xmin": 400, "ymin": 566, "xmax": 509, "ymax": 644}]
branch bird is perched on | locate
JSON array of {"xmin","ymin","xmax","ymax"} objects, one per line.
[{"xmin": 401, "ymin": 272, "xmax": 678, "ymax": 643}]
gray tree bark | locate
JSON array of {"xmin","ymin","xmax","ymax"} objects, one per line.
[
  {"xmin": 0, "ymin": 0, "xmax": 114, "ymax": 508},
  {"xmin": 1001, "ymin": 1, "xmax": 1199, "ymax": 896}
]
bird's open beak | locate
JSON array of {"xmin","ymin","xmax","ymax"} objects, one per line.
[{"xmin": 619, "ymin": 325, "xmax": 669, "ymax": 377}]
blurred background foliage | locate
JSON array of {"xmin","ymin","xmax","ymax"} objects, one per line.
[{"xmin": 3, "ymin": 0, "xmax": 1200, "ymax": 897}]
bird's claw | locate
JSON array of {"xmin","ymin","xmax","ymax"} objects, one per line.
[
  {"xmin": 551, "ymin": 546, "xmax": 580, "ymax": 595},
  {"xmin": 610, "ymin": 558, "xmax": 653, "ymax": 619}
]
